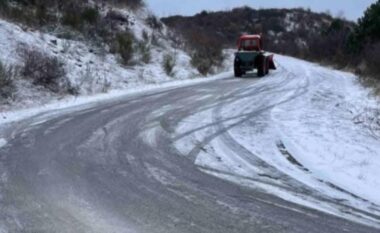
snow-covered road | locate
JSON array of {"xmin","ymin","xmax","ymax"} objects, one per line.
[{"xmin": 0, "ymin": 55, "xmax": 379, "ymax": 232}]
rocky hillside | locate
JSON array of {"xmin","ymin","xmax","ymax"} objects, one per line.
[{"xmin": 0, "ymin": 0, "xmax": 204, "ymax": 111}]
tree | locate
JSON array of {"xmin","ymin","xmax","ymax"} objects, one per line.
[{"xmin": 350, "ymin": 0, "xmax": 380, "ymax": 51}]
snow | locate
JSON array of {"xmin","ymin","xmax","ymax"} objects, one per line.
[
  {"xmin": 285, "ymin": 13, "xmax": 298, "ymax": 32},
  {"xmin": 174, "ymin": 54, "xmax": 380, "ymax": 227},
  {"xmin": 0, "ymin": 7, "xmax": 234, "ymax": 126},
  {"xmin": 0, "ymin": 138, "xmax": 6, "ymax": 148},
  {"xmin": 1, "ymin": 3, "xmax": 380, "ymax": 227},
  {"xmin": 0, "ymin": 71, "xmax": 231, "ymax": 126},
  {"xmin": 271, "ymin": 58, "xmax": 380, "ymax": 204},
  {"xmin": 0, "ymin": 2, "xmax": 237, "ymax": 116},
  {"xmin": 0, "ymin": 6, "xmax": 200, "ymax": 112}
]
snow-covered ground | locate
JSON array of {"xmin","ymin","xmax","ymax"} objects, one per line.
[
  {"xmin": 174, "ymin": 55, "xmax": 380, "ymax": 227},
  {"xmin": 0, "ymin": 70, "xmax": 232, "ymax": 127},
  {"xmin": 1, "ymin": 3, "xmax": 380, "ymax": 228}
]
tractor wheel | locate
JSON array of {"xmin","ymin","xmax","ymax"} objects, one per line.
[
  {"xmin": 234, "ymin": 68, "xmax": 243, "ymax": 78},
  {"xmin": 257, "ymin": 56, "xmax": 265, "ymax": 77},
  {"xmin": 265, "ymin": 59, "xmax": 269, "ymax": 75}
]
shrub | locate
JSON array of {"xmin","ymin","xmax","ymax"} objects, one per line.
[
  {"xmin": 363, "ymin": 42, "xmax": 380, "ymax": 80},
  {"xmin": 191, "ymin": 52, "xmax": 213, "ymax": 75},
  {"xmin": 105, "ymin": 10, "xmax": 130, "ymax": 23},
  {"xmin": 190, "ymin": 38, "xmax": 224, "ymax": 75},
  {"xmin": 61, "ymin": 2, "xmax": 96, "ymax": 30},
  {"xmin": 137, "ymin": 42, "xmax": 151, "ymax": 64},
  {"xmin": 0, "ymin": 0, "xmax": 8, "ymax": 12},
  {"xmin": 146, "ymin": 14, "xmax": 163, "ymax": 30},
  {"xmin": 62, "ymin": 8, "xmax": 83, "ymax": 30},
  {"xmin": 162, "ymin": 53, "xmax": 176, "ymax": 76},
  {"xmin": 151, "ymin": 34, "xmax": 160, "ymax": 47},
  {"xmin": 191, "ymin": 51, "xmax": 224, "ymax": 75},
  {"xmin": 142, "ymin": 30, "xmax": 149, "ymax": 41},
  {"xmin": 19, "ymin": 47, "xmax": 67, "ymax": 93},
  {"xmin": 0, "ymin": 60, "xmax": 16, "ymax": 101},
  {"xmin": 115, "ymin": 32, "xmax": 134, "ymax": 65},
  {"xmin": 81, "ymin": 7, "xmax": 100, "ymax": 24},
  {"xmin": 35, "ymin": 4, "xmax": 52, "ymax": 26}
]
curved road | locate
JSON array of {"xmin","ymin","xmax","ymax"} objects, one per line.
[{"xmin": 0, "ymin": 61, "xmax": 379, "ymax": 232}]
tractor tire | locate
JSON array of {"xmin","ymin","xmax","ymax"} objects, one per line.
[
  {"xmin": 257, "ymin": 56, "xmax": 265, "ymax": 77},
  {"xmin": 234, "ymin": 68, "xmax": 243, "ymax": 78},
  {"xmin": 265, "ymin": 59, "xmax": 269, "ymax": 75}
]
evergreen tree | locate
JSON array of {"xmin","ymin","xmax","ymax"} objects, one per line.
[{"xmin": 351, "ymin": 0, "xmax": 380, "ymax": 51}]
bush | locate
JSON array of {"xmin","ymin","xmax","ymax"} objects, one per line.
[
  {"xmin": 0, "ymin": 0, "xmax": 8, "ymax": 12},
  {"xmin": 363, "ymin": 42, "xmax": 380, "ymax": 80},
  {"xmin": 61, "ymin": 3, "xmax": 99, "ymax": 30},
  {"xmin": 115, "ymin": 32, "xmax": 134, "ymax": 65},
  {"xmin": 162, "ymin": 53, "xmax": 176, "ymax": 76},
  {"xmin": 191, "ymin": 51, "xmax": 224, "ymax": 75},
  {"xmin": 0, "ymin": 61, "xmax": 16, "ymax": 101},
  {"xmin": 137, "ymin": 42, "xmax": 151, "ymax": 64},
  {"xmin": 81, "ymin": 7, "xmax": 100, "ymax": 24},
  {"xmin": 146, "ymin": 14, "xmax": 163, "ymax": 30},
  {"xmin": 191, "ymin": 52, "xmax": 213, "ymax": 75},
  {"xmin": 62, "ymin": 8, "xmax": 83, "ymax": 30},
  {"xmin": 105, "ymin": 10, "xmax": 130, "ymax": 23},
  {"xmin": 19, "ymin": 47, "xmax": 67, "ymax": 93},
  {"xmin": 190, "ymin": 40, "xmax": 224, "ymax": 75}
]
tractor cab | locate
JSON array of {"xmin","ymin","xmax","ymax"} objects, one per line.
[{"xmin": 237, "ymin": 35, "xmax": 262, "ymax": 51}]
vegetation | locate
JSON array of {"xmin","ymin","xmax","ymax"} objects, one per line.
[
  {"xmin": 163, "ymin": 2, "xmax": 380, "ymax": 84},
  {"xmin": 162, "ymin": 53, "xmax": 176, "ymax": 76},
  {"xmin": 146, "ymin": 14, "xmax": 163, "ymax": 31},
  {"xmin": 111, "ymin": 32, "xmax": 135, "ymax": 65},
  {"xmin": 19, "ymin": 47, "xmax": 67, "ymax": 93},
  {"xmin": 350, "ymin": 1, "xmax": 380, "ymax": 79},
  {"xmin": 163, "ymin": 7, "xmax": 334, "ymax": 74},
  {"xmin": 137, "ymin": 42, "xmax": 152, "ymax": 64},
  {"xmin": 187, "ymin": 32, "xmax": 224, "ymax": 75},
  {"xmin": 0, "ymin": 60, "xmax": 16, "ymax": 101},
  {"xmin": 0, "ymin": 0, "xmax": 144, "ymax": 65}
]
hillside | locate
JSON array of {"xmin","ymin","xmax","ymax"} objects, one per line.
[
  {"xmin": 163, "ymin": 4, "xmax": 380, "ymax": 89},
  {"xmin": 163, "ymin": 7, "xmax": 353, "ymax": 57},
  {"xmin": 0, "ymin": 0, "xmax": 218, "ymax": 111}
]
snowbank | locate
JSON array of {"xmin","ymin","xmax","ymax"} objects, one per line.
[{"xmin": 0, "ymin": 70, "xmax": 232, "ymax": 126}]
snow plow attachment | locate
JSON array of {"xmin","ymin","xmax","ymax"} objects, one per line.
[
  {"xmin": 234, "ymin": 34, "xmax": 276, "ymax": 77},
  {"xmin": 268, "ymin": 54, "xmax": 276, "ymax": 70}
]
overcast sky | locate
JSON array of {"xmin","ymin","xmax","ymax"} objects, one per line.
[{"xmin": 145, "ymin": 0, "xmax": 377, "ymax": 21}]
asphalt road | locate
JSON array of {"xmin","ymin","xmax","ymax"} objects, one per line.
[{"xmin": 0, "ymin": 74, "xmax": 379, "ymax": 232}]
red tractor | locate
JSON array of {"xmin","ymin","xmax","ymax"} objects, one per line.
[{"xmin": 234, "ymin": 34, "xmax": 276, "ymax": 77}]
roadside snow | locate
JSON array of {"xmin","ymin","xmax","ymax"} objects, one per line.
[
  {"xmin": 271, "ymin": 57, "xmax": 380, "ymax": 205},
  {"xmin": 0, "ymin": 71, "xmax": 232, "ymax": 126},
  {"xmin": 174, "ymin": 54, "xmax": 380, "ymax": 227}
]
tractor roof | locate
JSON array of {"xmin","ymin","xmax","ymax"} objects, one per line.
[{"xmin": 240, "ymin": 35, "xmax": 261, "ymax": 40}]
